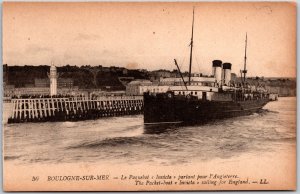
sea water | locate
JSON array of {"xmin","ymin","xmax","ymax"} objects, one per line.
[{"xmin": 3, "ymin": 97, "xmax": 296, "ymax": 166}]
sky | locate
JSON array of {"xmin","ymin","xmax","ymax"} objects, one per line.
[{"xmin": 3, "ymin": 2, "xmax": 296, "ymax": 77}]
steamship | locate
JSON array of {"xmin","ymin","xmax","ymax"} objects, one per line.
[{"xmin": 143, "ymin": 9, "xmax": 271, "ymax": 125}]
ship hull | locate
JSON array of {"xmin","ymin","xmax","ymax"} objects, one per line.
[{"xmin": 144, "ymin": 93, "xmax": 269, "ymax": 125}]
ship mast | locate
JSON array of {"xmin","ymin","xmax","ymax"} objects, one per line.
[
  {"xmin": 188, "ymin": 7, "xmax": 195, "ymax": 85},
  {"xmin": 242, "ymin": 33, "xmax": 248, "ymax": 83}
]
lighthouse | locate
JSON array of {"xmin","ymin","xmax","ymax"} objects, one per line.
[{"xmin": 49, "ymin": 62, "xmax": 58, "ymax": 96}]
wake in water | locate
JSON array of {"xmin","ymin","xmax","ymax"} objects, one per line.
[
  {"xmin": 66, "ymin": 136, "xmax": 158, "ymax": 149},
  {"xmin": 256, "ymin": 108, "xmax": 279, "ymax": 114}
]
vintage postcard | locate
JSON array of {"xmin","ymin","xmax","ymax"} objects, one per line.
[{"xmin": 2, "ymin": 1, "xmax": 296, "ymax": 191}]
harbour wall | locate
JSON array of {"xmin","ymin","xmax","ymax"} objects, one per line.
[{"xmin": 6, "ymin": 96, "xmax": 143, "ymax": 123}]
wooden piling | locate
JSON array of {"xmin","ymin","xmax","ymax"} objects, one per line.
[{"xmin": 8, "ymin": 96, "xmax": 144, "ymax": 123}]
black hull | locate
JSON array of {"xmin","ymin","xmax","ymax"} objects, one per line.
[{"xmin": 144, "ymin": 93, "xmax": 269, "ymax": 125}]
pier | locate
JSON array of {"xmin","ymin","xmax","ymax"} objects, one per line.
[{"xmin": 7, "ymin": 96, "xmax": 143, "ymax": 123}]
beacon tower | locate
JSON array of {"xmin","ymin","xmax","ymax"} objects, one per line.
[{"xmin": 49, "ymin": 62, "xmax": 58, "ymax": 96}]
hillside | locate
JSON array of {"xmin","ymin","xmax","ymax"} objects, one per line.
[{"xmin": 5, "ymin": 65, "xmax": 149, "ymax": 90}]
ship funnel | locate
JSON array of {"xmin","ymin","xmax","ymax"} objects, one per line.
[
  {"xmin": 212, "ymin": 60, "xmax": 222, "ymax": 85},
  {"xmin": 222, "ymin": 63, "xmax": 232, "ymax": 85}
]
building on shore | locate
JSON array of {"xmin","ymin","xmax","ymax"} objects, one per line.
[
  {"xmin": 58, "ymin": 78, "xmax": 74, "ymax": 88},
  {"xmin": 34, "ymin": 78, "xmax": 50, "ymax": 87},
  {"xmin": 126, "ymin": 80, "xmax": 153, "ymax": 96},
  {"xmin": 34, "ymin": 78, "xmax": 74, "ymax": 88},
  {"xmin": 3, "ymin": 84, "xmax": 15, "ymax": 97}
]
